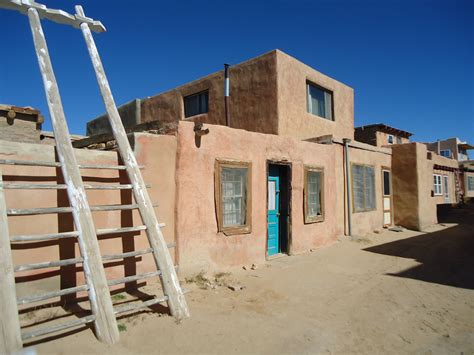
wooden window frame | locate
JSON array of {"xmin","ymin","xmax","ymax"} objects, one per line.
[
  {"xmin": 433, "ymin": 174, "xmax": 443, "ymax": 195},
  {"xmin": 306, "ymin": 80, "xmax": 335, "ymax": 121},
  {"xmin": 214, "ymin": 159, "xmax": 252, "ymax": 236},
  {"xmin": 183, "ymin": 90, "xmax": 209, "ymax": 118},
  {"xmin": 351, "ymin": 163, "xmax": 377, "ymax": 213},
  {"xmin": 304, "ymin": 166, "xmax": 325, "ymax": 223}
]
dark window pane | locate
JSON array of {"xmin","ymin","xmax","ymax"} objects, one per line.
[
  {"xmin": 383, "ymin": 171, "xmax": 391, "ymax": 196},
  {"xmin": 307, "ymin": 83, "xmax": 333, "ymax": 120},
  {"xmin": 184, "ymin": 91, "xmax": 209, "ymax": 118}
]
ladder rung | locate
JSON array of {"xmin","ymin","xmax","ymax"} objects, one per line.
[
  {"xmin": 14, "ymin": 257, "xmax": 83, "ymax": 272},
  {"xmin": 17, "ymin": 285, "xmax": 89, "ymax": 305},
  {"xmin": 0, "ymin": 183, "xmax": 136, "ymax": 190},
  {"xmin": 10, "ymin": 231, "xmax": 79, "ymax": 242},
  {"xmin": 114, "ymin": 295, "xmax": 168, "ymax": 315},
  {"xmin": 96, "ymin": 225, "xmax": 147, "ymax": 236},
  {"xmin": 102, "ymin": 248, "xmax": 153, "ymax": 261},
  {"xmin": 107, "ymin": 271, "xmax": 162, "ymax": 287},
  {"xmin": 7, "ymin": 203, "xmax": 156, "ymax": 216},
  {"xmin": 0, "ymin": 159, "xmax": 144, "ymax": 170},
  {"xmin": 21, "ymin": 314, "xmax": 95, "ymax": 341}
]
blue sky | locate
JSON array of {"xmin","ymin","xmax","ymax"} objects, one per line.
[{"xmin": 1, "ymin": 0, "xmax": 473, "ymax": 143}]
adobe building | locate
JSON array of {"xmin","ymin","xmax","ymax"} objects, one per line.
[
  {"xmin": 0, "ymin": 50, "xmax": 468, "ymax": 276},
  {"xmin": 425, "ymin": 137, "xmax": 473, "ymax": 161},
  {"xmin": 354, "ymin": 123, "xmax": 412, "ymax": 147}
]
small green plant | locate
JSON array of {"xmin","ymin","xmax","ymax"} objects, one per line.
[
  {"xmin": 112, "ymin": 293, "xmax": 126, "ymax": 301},
  {"xmin": 118, "ymin": 323, "xmax": 127, "ymax": 332}
]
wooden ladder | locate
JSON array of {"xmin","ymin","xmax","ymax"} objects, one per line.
[{"xmin": 0, "ymin": 1, "xmax": 189, "ymax": 353}]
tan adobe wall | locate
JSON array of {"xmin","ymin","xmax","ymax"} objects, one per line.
[
  {"xmin": 0, "ymin": 118, "xmax": 41, "ymax": 144},
  {"xmin": 0, "ymin": 134, "xmax": 177, "ymax": 296},
  {"xmin": 391, "ymin": 143, "xmax": 459, "ymax": 231},
  {"xmin": 175, "ymin": 121, "xmax": 344, "ymax": 273},
  {"xmin": 276, "ymin": 50, "xmax": 354, "ymax": 141},
  {"xmin": 376, "ymin": 131, "xmax": 410, "ymax": 147},
  {"xmin": 140, "ymin": 51, "xmax": 279, "ymax": 135},
  {"xmin": 431, "ymin": 153, "xmax": 459, "ymax": 204},
  {"xmin": 345, "ymin": 144, "xmax": 392, "ymax": 236}
]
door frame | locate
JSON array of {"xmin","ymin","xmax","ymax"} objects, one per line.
[
  {"xmin": 381, "ymin": 167, "xmax": 393, "ymax": 227},
  {"xmin": 266, "ymin": 160, "xmax": 292, "ymax": 258},
  {"xmin": 443, "ymin": 175, "xmax": 450, "ymax": 203}
]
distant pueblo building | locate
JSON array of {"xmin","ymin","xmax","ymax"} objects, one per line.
[{"xmin": 1, "ymin": 50, "xmax": 473, "ymax": 275}]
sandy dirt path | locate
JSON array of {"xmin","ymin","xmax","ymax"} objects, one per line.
[{"xmin": 29, "ymin": 209, "xmax": 473, "ymax": 354}]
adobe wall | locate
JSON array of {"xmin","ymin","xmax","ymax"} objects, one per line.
[
  {"xmin": 0, "ymin": 134, "xmax": 177, "ymax": 297},
  {"xmin": 376, "ymin": 131, "xmax": 410, "ymax": 147},
  {"xmin": 431, "ymin": 153, "xmax": 459, "ymax": 205},
  {"xmin": 276, "ymin": 50, "xmax": 354, "ymax": 141},
  {"xmin": 0, "ymin": 117, "xmax": 41, "ymax": 144},
  {"xmin": 175, "ymin": 121, "xmax": 344, "ymax": 274},
  {"xmin": 391, "ymin": 143, "xmax": 458, "ymax": 231},
  {"xmin": 345, "ymin": 143, "xmax": 392, "ymax": 236},
  {"xmin": 140, "ymin": 51, "xmax": 279, "ymax": 135}
]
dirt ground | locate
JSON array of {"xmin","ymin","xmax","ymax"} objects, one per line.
[{"xmin": 27, "ymin": 207, "xmax": 473, "ymax": 354}]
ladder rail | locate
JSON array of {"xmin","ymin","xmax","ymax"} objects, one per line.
[{"xmin": 76, "ymin": 5, "xmax": 189, "ymax": 321}]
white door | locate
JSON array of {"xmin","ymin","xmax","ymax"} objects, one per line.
[
  {"xmin": 382, "ymin": 170, "xmax": 392, "ymax": 226},
  {"xmin": 443, "ymin": 175, "xmax": 449, "ymax": 203}
]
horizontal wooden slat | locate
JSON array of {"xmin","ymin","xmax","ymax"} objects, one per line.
[
  {"xmin": 14, "ymin": 257, "xmax": 83, "ymax": 272},
  {"xmin": 113, "ymin": 295, "xmax": 168, "ymax": 315},
  {"xmin": 0, "ymin": 159, "xmax": 144, "ymax": 170},
  {"xmin": 107, "ymin": 271, "xmax": 162, "ymax": 287},
  {"xmin": 97, "ymin": 225, "xmax": 147, "ymax": 236},
  {"xmin": 1, "ymin": 183, "xmax": 136, "ymax": 190},
  {"xmin": 17, "ymin": 285, "xmax": 88, "ymax": 305},
  {"xmin": 102, "ymin": 248, "xmax": 153, "ymax": 262},
  {"xmin": 21, "ymin": 314, "xmax": 95, "ymax": 341},
  {"xmin": 7, "ymin": 203, "xmax": 156, "ymax": 216},
  {"xmin": 10, "ymin": 231, "xmax": 79, "ymax": 242}
]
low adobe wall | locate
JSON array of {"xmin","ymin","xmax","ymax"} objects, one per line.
[
  {"xmin": 0, "ymin": 134, "xmax": 176, "ymax": 298},
  {"xmin": 174, "ymin": 121, "xmax": 344, "ymax": 273}
]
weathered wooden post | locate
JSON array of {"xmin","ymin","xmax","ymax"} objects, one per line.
[
  {"xmin": 0, "ymin": 171, "xmax": 23, "ymax": 353},
  {"xmin": 27, "ymin": 7, "xmax": 119, "ymax": 344},
  {"xmin": 75, "ymin": 5, "xmax": 190, "ymax": 320}
]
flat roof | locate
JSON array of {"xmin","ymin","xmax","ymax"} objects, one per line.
[{"xmin": 355, "ymin": 123, "xmax": 413, "ymax": 138}]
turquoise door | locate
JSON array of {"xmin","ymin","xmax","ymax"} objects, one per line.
[{"xmin": 267, "ymin": 176, "xmax": 280, "ymax": 256}]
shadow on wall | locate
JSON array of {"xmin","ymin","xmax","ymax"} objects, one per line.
[{"xmin": 363, "ymin": 205, "xmax": 474, "ymax": 290}]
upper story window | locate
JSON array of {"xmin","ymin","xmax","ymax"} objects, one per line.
[
  {"xmin": 440, "ymin": 149, "xmax": 452, "ymax": 158},
  {"xmin": 396, "ymin": 136, "xmax": 402, "ymax": 144},
  {"xmin": 306, "ymin": 82, "xmax": 333, "ymax": 121},
  {"xmin": 387, "ymin": 135, "xmax": 394, "ymax": 144},
  {"xmin": 184, "ymin": 90, "xmax": 209, "ymax": 118}
]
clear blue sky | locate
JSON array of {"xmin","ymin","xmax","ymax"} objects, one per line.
[{"xmin": 1, "ymin": 0, "xmax": 473, "ymax": 143}]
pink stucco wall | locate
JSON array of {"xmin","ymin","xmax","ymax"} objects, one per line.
[{"xmin": 175, "ymin": 121, "xmax": 345, "ymax": 273}]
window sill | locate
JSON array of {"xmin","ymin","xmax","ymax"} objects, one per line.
[
  {"xmin": 220, "ymin": 225, "xmax": 252, "ymax": 236},
  {"xmin": 183, "ymin": 113, "xmax": 208, "ymax": 121},
  {"xmin": 353, "ymin": 209, "xmax": 376, "ymax": 213},
  {"xmin": 304, "ymin": 216, "xmax": 324, "ymax": 224}
]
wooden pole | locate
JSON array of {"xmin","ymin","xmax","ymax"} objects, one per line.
[
  {"xmin": 76, "ymin": 5, "xmax": 189, "ymax": 320},
  {"xmin": 0, "ymin": 170, "xmax": 23, "ymax": 353},
  {"xmin": 27, "ymin": 7, "xmax": 119, "ymax": 344}
]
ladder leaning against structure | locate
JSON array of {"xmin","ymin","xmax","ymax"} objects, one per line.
[{"xmin": 0, "ymin": 1, "xmax": 189, "ymax": 352}]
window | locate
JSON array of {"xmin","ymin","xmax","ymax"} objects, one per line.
[
  {"xmin": 467, "ymin": 176, "xmax": 474, "ymax": 191},
  {"xmin": 184, "ymin": 90, "xmax": 209, "ymax": 118},
  {"xmin": 304, "ymin": 167, "xmax": 324, "ymax": 223},
  {"xmin": 440, "ymin": 149, "xmax": 452, "ymax": 158},
  {"xmin": 387, "ymin": 135, "xmax": 394, "ymax": 144},
  {"xmin": 396, "ymin": 136, "xmax": 402, "ymax": 144},
  {"xmin": 306, "ymin": 82, "xmax": 333, "ymax": 120},
  {"xmin": 215, "ymin": 160, "xmax": 251, "ymax": 235},
  {"xmin": 433, "ymin": 174, "xmax": 442, "ymax": 195},
  {"xmin": 383, "ymin": 170, "xmax": 391, "ymax": 196},
  {"xmin": 352, "ymin": 164, "xmax": 376, "ymax": 212}
]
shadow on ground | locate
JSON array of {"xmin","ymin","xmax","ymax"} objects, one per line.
[{"xmin": 364, "ymin": 204, "xmax": 474, "ymax": 290}]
